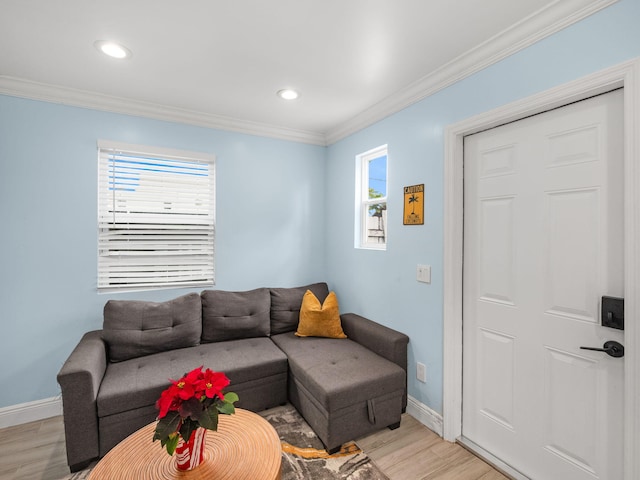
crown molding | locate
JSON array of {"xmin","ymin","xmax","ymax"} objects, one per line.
[
  {"xmin": 0, "ymin": 75, "xmax": 327, "ymax": 146},
  {"xmin": 0, "ymin": 0, "xmax": 618, "ymax": 148},
  {"xmin": 325, "ymin": 0, "xmax": 619, "ymax": 145}
]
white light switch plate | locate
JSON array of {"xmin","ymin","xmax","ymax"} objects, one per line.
[{"xmin": 417, "ymin": 264, "xmax": 431, "ymax": 283}]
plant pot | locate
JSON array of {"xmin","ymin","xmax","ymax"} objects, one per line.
[{"xmin": 175, "ymin": 427, "xmax": 207, "ymax": 471}]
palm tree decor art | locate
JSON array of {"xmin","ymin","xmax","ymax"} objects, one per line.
[{"xmin": 408, "ymin": 194, "xmax": 419, "ymax": 214}]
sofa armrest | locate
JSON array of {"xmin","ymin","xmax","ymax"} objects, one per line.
[
  {"xmin": 340, "ymin": 313, "xmax": 409, "ymax": 374},
  {"xmin": 56, "ymin": 330, "xmax": 108, "ymax": 471}
]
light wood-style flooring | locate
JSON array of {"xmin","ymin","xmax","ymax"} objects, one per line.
[
  {"xmin": 360, "ymin": 414, "xmax": 510, "ymax": 480},
  {"xmin": 0, "ymin": 413, "xmax": 509, "ymax": 480}
]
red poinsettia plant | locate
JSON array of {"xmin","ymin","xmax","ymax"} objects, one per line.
[{"xmin": 152, "ymin": 366, "xmax": 239, "ymax": 455}]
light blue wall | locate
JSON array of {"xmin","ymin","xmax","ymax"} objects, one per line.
[
  {"xmin": 2, "ymin": 0, "xmax": 639, "ymax": 415},
  {"xmin": 0, "ymin": 98, "xmax": 326, "ymax": 408},
  {"xmin": 325, "ymin": 0, "xmax": 640, "ymax": 414}
]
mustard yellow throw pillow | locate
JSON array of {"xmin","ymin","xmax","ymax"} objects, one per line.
[{"xmin": 295, "ymin": 290, "xmax": 347, "ymax": 339}]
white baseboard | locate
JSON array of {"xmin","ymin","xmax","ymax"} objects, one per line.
[
  {"xmin": 0, "ymin": 396, "xmax": 63, "ymax": 429},
  {"xmin": 406, "ymin": 395, "xmax": 443, "ymax": 437}
]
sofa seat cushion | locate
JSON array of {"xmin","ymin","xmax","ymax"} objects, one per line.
[
  {"xmin": 97, "ymin": 337, "xmax": 287, "ymax": 418},
  {"xmin": 271, "ymin": 332, "xmax": 405, "ymax": 413}
]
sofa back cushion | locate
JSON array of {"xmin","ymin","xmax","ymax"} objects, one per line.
[
  {"xmin": 201, "ymin": 288, "xmax": 271, "ymax": 342},
  {"xmin": 102, "ymin": 292, "xmax": 202, "ymax": 362},
  {"xmin": 270, "ymin": 282, "xmax": 330, "ymax": 334}
]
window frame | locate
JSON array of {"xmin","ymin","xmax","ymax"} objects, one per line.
[
  {"xmin": 355, "ymin": 145, "xmax": 388, "ymax": 250},
  {"xmin": 97, "ymin": 140, "xmax": 216, "ymax": 293}
]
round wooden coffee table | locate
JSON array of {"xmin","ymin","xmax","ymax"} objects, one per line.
[{"xmin": 88, "ymin": 409, "xmax": 281, "ymax": 479}]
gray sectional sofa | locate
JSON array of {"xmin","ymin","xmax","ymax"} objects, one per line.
[{"xmin": 57, "ymin": 282, "xmax": 409, "ymax": 472}]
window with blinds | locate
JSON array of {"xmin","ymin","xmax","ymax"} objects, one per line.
[{"xmin": 97, "ymin": 141, "xmax": 215, "ymax": 292}]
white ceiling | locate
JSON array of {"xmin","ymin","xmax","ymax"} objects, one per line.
[{"xmin": 0, "ymin": 0, "xmax": 615, "ymax": 145}]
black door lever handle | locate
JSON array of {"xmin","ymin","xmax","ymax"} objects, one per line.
[{"xmin": 580, "ymin": 340, "xmax": 624, "ymax": 358}]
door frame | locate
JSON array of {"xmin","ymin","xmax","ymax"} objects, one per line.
[{"xmin": 443, "ymin": 58, "xmax": 640, "ymax": 480}]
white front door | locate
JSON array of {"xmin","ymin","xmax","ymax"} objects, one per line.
[{"xmin": 462, "ymin": 90, "xmax": 624, "ymax": 479}]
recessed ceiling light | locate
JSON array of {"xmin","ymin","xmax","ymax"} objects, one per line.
[
  {"xmin": 277, "ymin": 89, "xmax": 299, "ymax": 100},
  {"xmin": 94, "ymin": 40, "xmax": 132, "ymax": 59}
]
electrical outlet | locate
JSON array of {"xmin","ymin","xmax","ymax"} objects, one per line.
[{"xmin": 417, "ymin": 362, "xmax": 427, "ymax": 383}]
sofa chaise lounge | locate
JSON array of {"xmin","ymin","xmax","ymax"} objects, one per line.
[{"xmin": 57, "ymin": 282, "xmax": 409, "ymax": 472}]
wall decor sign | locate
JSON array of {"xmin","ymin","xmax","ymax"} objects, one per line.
[{"xmin": 403, "ymin": 184, "xmax": 424, "ymax": 225}]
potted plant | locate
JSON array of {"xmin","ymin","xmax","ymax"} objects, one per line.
[{"xmin": 153, "ymin": 366, "xmax": 239, "ymax": 470}]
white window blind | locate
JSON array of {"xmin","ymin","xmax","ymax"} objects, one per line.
[{"xmin": 98, "ymin": 141, "xmax": 215, "ymax": 291}]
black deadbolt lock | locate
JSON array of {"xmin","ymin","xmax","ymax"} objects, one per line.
[{"xmin": 602, "ymin": 296, "xmax": 624, "ymax": 330}]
